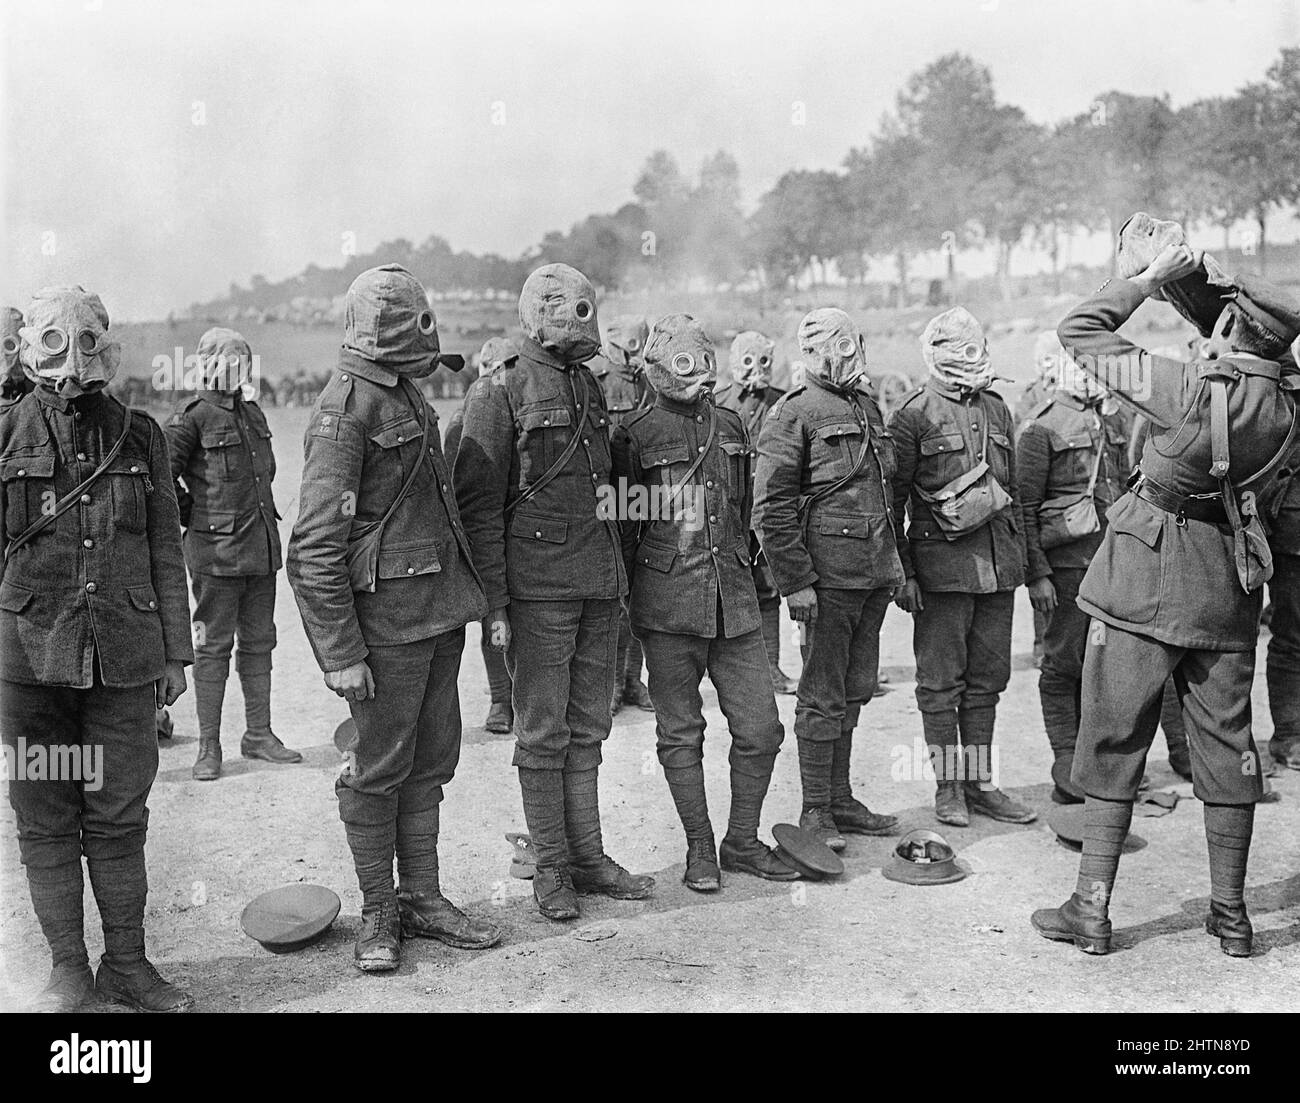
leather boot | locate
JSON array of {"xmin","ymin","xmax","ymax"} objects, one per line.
[
  {"xmin": 192, "ymin": 739, "xmax": 222, "ymax": 781},
  {"xmin": 682, "ymin": 835, "xmax": 721, "ymax": 892},
  {"xmin": 1205, "ymin": 901, "xmax": 1253, "ymax": 958},
  {"xmin": 719, "ymin": 837, "xmax": 800, "ymax": 881},
  {"xmin": 829, "ymin": 731, "xmax": 898, "ymax": 835},
  {"xmin": 964, "ymin": 782, "xmax": 1037, "ymax": 824},
  {"xmin": 484, "ymin": 700, "xmax": 514, "ymax": 734},
  {"xmin": 191, "ymin": 674, "xmax": 225, "ymax": 780},
  {"xmin": 399, "ymin": 889, "xmax": 501, "ymax": 948},
  {"xmin": 240, "ymin": 729, "xmax": 302, "ymax": 764},
  {"xmin": 935, "ymin": 781, "xmax": 969, "ymax": 827},
  {"xmin": 90, "ymin": 852, "xmax": 193, "ymax": 1011},
  {"xmin": 1031, "ymin": 892, "xmax": 1112, "ymax": 954},
  {"xmin": 622, "ymin": 678, "xmax": 655, "ymax": 711},
  {"xmin": 31, "ymin": 963, "xmax": 96, "ymax": 1012},
  {"xmin": 798, "ymin": 806, "xmax": 846, "ymax": 852},
  {"xmin": 354, "ymin": 897, "xmax": 401, "ymax": 972},
  {"xmin": 564, "ymin": 765, "xmax": 655, "ymax": 898},
  {"xmin": 532, "ymin": 865, "xmax": 580, "ymax": 920}
]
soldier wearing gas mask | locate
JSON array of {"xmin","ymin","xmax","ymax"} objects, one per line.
[
  {"xmin": 1033, "ymin": 225, "xmax": 1300, "ymax": 959},
  {"xmin": 288, "ymin": 265, "xmax": 501, "ymax": 973},
  {"xmin": 1016, "ymin": 336, "xmax": 1129, "ymax": 804},
  {"xmin": 717, "ymin": 330, "xmax": 797, "ymax": 695},
  {"xmin": 613, "ymin": 314, "xmax": 797, "ymax": 890},
  {"xmin": 455, "ymin": 263, "xmax": 654, "ymax": 921},
  {"xmin": 889, "ymin": 307, "xmax": 1036, "ymax": 829},
  {"xmin": 166, "ymin": 327, "xmax": 299, "ymax": 780},
  {"xmin": 754, "ymin": 309, "xmax": 903, "ymax": 852},
  {"xmin": 0, "ymin": 286, "xmax": 193, "ymax": 1011},
  {"xmin": 589, "ymin": 314, "xmax": 655, "ymax": 714},
  {"xmin": 2, "ymin": 306, "xmax": 32, "ymax": 402},
  {"xmin": 445, "ymin": 336, "xmax": 519, "ymax": 736}
]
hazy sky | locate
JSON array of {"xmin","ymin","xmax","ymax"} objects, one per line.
[{"xmin": 3, "ymin": 0, "xmax": 1298, "ymax": 319}]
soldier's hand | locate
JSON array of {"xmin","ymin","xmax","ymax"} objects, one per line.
[
  {"xmin": 1028, "ymin": 577, "xmax": 1058, "ymax": 614},
  {"xmin": 894, "ymin": 579, "xmax": 925, "ymax": 614},
  {"xmin": 787, "ymin": 587, "xmax": 818, "ymax": 626},
  {"xmin": 156, "ymin": 662, "xmax": 187, "ymax": 708},
  {"xmin": 488, "ymin": 607, "xmax": 511, "ymax": 653},
  {"xmin": 1136, "ymin": 243, "xmax": 1203, "ymax": 294},
  {"xmin": 326, "ymin": 661, "xmax": 376, "ymax": 703}
]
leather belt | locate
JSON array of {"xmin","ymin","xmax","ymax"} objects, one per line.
[{"xmin": 1127, "ymin": 471, "xmax": 1227, "ymax": 525}]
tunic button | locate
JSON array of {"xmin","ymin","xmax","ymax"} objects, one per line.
[
  {"xmin": 77, "ymin": 452, "xmax": 87, "ymax": 461},
  {"xmin": 396, "ymin": 435, "xmax": 404, "ymax": 443},
  {"xmin": 251, "ymin": 450, "xmax": 257, "ymax": 457},
  {"xmin": 542, "ymin": 419, "xmax": 550, "ymax": 426},
  {"xmin": 16, "ymin": 468, "xmax": 24, "ymax": 476},
  {"xmin": 441, "ymin": 483, "xmax": 448, "ymax": 492},
  {"xmin": 406, "ymin": 567, "xmax": 415, "ymax": 575},
  {"xmin": 74, "ymin": 411, "xmax": 82, "ymax": 420},
  {"xmin": 583, "ymin": 438, "xmax": 590, "ymax": 446},
  {"xmin": 80, "ymin": 493, "xmax": 90, "ymax": 504},
  {"xmin": 148, "ymin": 600, "xmax": 157, "ymax": 609},
  {"xmin": 209, "ymin": 524, "xmax": 216, "ymax": 530},
  {"xmin": 83, "ymin": 538, "xmax": 93, "ymax": 548},
  {"xmin": 709, "ymin": 515, "xmax": 717, "ymax": 523},
  {"xmin": 842, "ymin": 527, "xmax": 850, "ymax": 535},
  {"xmin": 130, "ymin": 465, "xmax": 139, "ymax": 473},
  {"xmin": 711, "ymin": 546, "xmax": 719, "ymax": 554},
  {"xmin": 85, "ymin": 582, "xmax": 97, "ymax": 593},
  {"xmin": 696, "ymin": 415, "xmax": 703, "ymax": 423},
  {"xmin": 706, "ymin": 481, "xmax": 714, "ymax": 489},
  {"xmin": 341, "ymin": 374, "xmax": 349, "ymax": 381},
  {"xmin": 698, "ymin": 446, "xmax": 705, "ymax": 453},
  {"xmin": 535, "ymin": 530, "xmax": 543, "ymax": 538}
]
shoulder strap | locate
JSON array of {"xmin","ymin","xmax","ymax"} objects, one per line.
[
  {"xmin": 4, "ymin": 408, "xmax": 134, "ymax": 565},
  {"xmin": 1207, "ymin": 376, "xmax": 1300, "ymax": 491},
  {"xmin": 1086, "ymin": 415, "xmax": 1106, "ymax": 497},
  {"xmin": 661, "ymin": 402, "xmax": 718, "ymax": 514},
  {"xmin": 354, "ymin": 381, "xmax": 431, "ymax": 540},
  {"xmin": 506, "ymin": 371, "xmax": 589, "ymax": 515}
]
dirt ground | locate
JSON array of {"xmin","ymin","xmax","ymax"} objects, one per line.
[{"xmin": 2, "ymin": 403, "xmax": 1299, "ymax": 1014}]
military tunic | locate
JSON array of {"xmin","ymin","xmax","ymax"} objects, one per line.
[
  {"xmin": 1, "ymin": 388, "xmax": 192, "ymax": 868},
  {"xmin": 1060, "ymin": 276, "xmax": 1298, "ymax": 803}
]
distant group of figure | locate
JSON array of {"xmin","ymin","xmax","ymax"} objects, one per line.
[{"xmin": 4, "ymin": 210, "xmax": 1300, "ymax": 1010}]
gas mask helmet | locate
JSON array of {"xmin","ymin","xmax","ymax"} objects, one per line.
[
  {"xmin": 799, "ymin": 308, "xmax": 866, "ymax": 392},
  {"xmin": 2, "ymin": 307, "xmax": 23, "ymax": 386},
  {"xmin": 921, "ymin": 307, "xmax": 993, "ymax": 394},
  {"xmin": 642, "ymin": 314, "xmax": 717, "ymax": 404},
  {"xmin": 197, "ymin": 326, "xmax": 253, "ymax": 395},
  {"xmin": 20, "ymin": 286, "xmax": 121, "ymax": 398},
  {"xmin": 477, "ymin": 336, "xmax": 518, "ymax": 377},
  {"xmin": 729, "ymin": 331, "xmax": 775, "ymax": 391},
  {"xmin": 518, "ymin": 263, "xmax": 601, "ymax": 365},
  {"xmin": 343, "ymin": 264, "xmax": 440, "ymax": 378},
  {"xmin": 603, "ymin": 315, "xmax": 648, "ymax": 374}
]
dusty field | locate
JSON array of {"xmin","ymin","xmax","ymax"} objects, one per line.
[{"xmin": 2, "ymin": 403, "xmax": 1299, "ymax": 1014}]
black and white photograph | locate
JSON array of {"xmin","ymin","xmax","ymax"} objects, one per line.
[{"xmin": 2, "ymin": 0, "xmax": 1299, "ymax": 1061}]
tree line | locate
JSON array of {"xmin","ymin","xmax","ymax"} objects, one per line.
[{"xmin": 192, "ymin": 48, "xmax": 1300, "ymax": 318}]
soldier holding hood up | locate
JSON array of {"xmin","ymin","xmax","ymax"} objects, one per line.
[
  {"xmin": 455, "ymin": 263, "xmax": 654, "ymax": 922},
  {"xmin": 166, "ymin": 326, "xmax": 299, "ymax": 780},
  {"xmin": 613, "ymin": 314, "xmax": 798, "ymax": 891},
  {"xmin": 889, "ymin": 307, "xmax": 1036, "ymax": 829},
  {"xmin": 288, "ymin": 265, "xmax": 501, "ymax": 973},
  {"xmin": 717, "ymin": 329, "xmax": 798, "ymax": 695},
  {"xmin": 1032, "ymin": 223, "xmax": 1300, "ymax": 959},
  {"xmin": 1, "ymin": 287, "xmax": 193, "ymax": 1011},
  {"xmin": 754, "ymin": 309, "xmax": 903, "ymax": 852}
]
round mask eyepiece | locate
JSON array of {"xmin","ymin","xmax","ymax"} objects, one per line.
[
  {"xmin": 1, "ymin": 336, "xmax": 18, "ymax": 356},
  {"xmin": 574, "ymin": 299, "xmax": 593, "ymax": 322},
  {"xmin": 758, "ymin": 354, "xmax": 771, "ymax": 367},
  {"xmin": 742, "ymin": 354, "xmax": 756, "ymax": 368},
  {"xmin": 671, "ymin": 352, "xmax": 696, "ymax": 376},
  {"xmin": 417, "ymin": 310, "xmax": 437, "ymax": 336},
  {"xmin": 834, "ymin": 335, "xmax": 856, "ymax": 358},
  {"xmin": 77, "ymin": 330, "xmax": 98, "ymax": 355},
  {"xmin": 39, "ymin": 328, "xmax": 70, "ymax": 355},
  {"xmin": 624, "ymin": 336, "xmax": 640, "ymax": 352},
  {"xmin": 960, "ymin": 341, "xmax": 985, "ymax": 363}
]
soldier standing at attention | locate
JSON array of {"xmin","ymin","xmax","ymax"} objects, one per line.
[
  {"xmin": 455, "ymin": 263, "xmax": 654, "ymax": 921},
  {"xmin": 445, "ymin": 336, "xmax": 519, "ymax": 735},
  {"xmin": 612, "ymin": 314, "xmax": 798, "ymax": 890},
  {"xmin": 1016, "ymin": 349, "xmax": 1128, "ymax": 803},
  {"xmin": 716, "ymin": 330, "xmax": 797, "ymax": 695},
  {"xmin": 1, "ymin": 286, "xmax": 193, "ymax": 1011},
  {"xmin": 589, "ymin": 314, "xmax": 655, "ymax": 714},
  {"xmin": 288, "ymin": 265, "xmax": 501, "ymax": 972},
  {"xmin": 166, "ymin": 327, "xmax": 300, "ymax": 780},
  {"xmin": 1032, "ymin": 237, "xmax": 1300, "ymax": 958},
  {"xmin": 753, "ymin": 308, "xmax": 903, "ymax": 852},
  {"xmin": 889, "ymin": 307, "xmax": 1037, "ymax": 828}
]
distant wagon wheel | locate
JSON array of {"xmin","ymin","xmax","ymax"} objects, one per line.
[{"xmin": 873, "ymin": 371, "xmax": 915, "ymax": 419}]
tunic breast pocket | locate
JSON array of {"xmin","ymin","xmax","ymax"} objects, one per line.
[
  {"xmin": 108, "ymin": 456, "xmax": 151, "ymax": 534},
  {"xmin": 368, "ymin": 416, "xmax": 425, "ymax": 499},
  {"xmin": 719, "ymin": 439, "xmax": 751, "ymax": 502},
  {"xmin": 1054, "ymin": 435, "xmax": 1095, "ymax": 487},
  {"xmin": 811, "ymin": 422, "xmax": 862, "ymax": 477},
  {"xmin": 517, "ymin": 407, "xmax": 572, "ymax": 482},
  {"xmin": 200, "ymin": 427, "xmax": 245, "ymax": 481},
  {"xmin": 249, "ymin": 420, "xmax": 275, "ymax": 481},
  {"xmin": 874, "ymin": 429, "xmax": 898, "ymax": 482},
  {"xmin": 987, "ymin": 429, "xmax": 1013, "ymax": 485},
  {"xmin": 639, "ymin": 442, "xmax": 692, "ymax": 489},
  {"xmin": 0, "ymin": 454, "xmax": 55, "ymax": 540},
  {"xmin": 918, "ymin": 431, "xmax": 967, "ymax": 484}
]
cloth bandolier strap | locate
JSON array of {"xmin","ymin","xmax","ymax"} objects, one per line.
[{"xmin": 506, "ymin": 371, "xmax": 588, "ymax": 516}]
